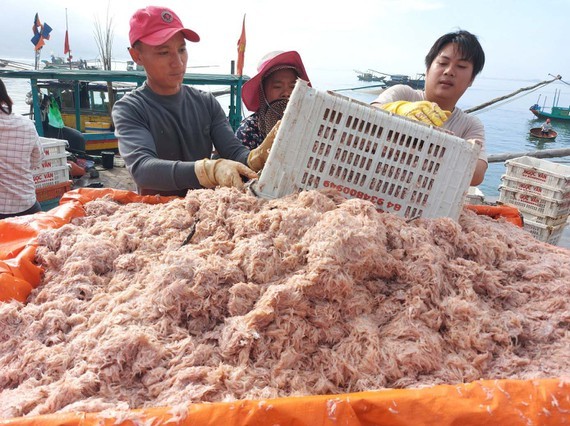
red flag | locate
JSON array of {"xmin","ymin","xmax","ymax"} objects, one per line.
[
  {"xmin": 236, "ymin": 14, "xmax": 246, "ymax": 76},
  {"xmin": 64, "ymin": 30, "xmax": 70, "ymax": 54}
]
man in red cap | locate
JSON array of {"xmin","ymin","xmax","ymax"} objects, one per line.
[
  {"xmin": 236, "ymin": 50, "xmax": 310, "ymax": 150},
  {"xmin": 112, "ymin": 6, "xmax": 276, "ymax": 196}
]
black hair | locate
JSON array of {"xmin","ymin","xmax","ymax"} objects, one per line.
[
  {"xmin": 0, "ymin": 78, "xmax": 13, "ymax": 115},
  {"xmin": 425, "ymin": 30, "xmax": 485, "ymax": 78}
]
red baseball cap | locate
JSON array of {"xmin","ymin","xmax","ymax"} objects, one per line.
[
  {"xmin": 242, "ymin": 50, "xmax": 310, "ymax": 112},
  {"xmin": 129, "ymin": 6, "xmax": 200, "ymax": 46}
]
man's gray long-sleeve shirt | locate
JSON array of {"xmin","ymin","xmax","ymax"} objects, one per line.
[{"xmin": 112, "ymin": 83, "xmax": 250, "ymax": 196}]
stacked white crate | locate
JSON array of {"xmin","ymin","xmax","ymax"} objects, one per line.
[
  {"xmin": 33, "ymin": 137, "xmax": 72, "ymax": 211},
  {"xmin": 498, "ymin": 156, "xmax": 570, "ymax": 245},
  {"xmin": 33, "ymin": 137, "xmax": 69, "ymax": 189},
  {"xmin": 465, "ymin": 186, "xmax": 485, "ymax": 205}
]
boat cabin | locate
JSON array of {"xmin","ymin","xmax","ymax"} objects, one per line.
[
  {"xmin": 36, "ymin": 79, "xmax": 134, "ymax": 133},
  {"xmin": 0, "ymin": 68, "xmax": 248, "ymax": 152}
]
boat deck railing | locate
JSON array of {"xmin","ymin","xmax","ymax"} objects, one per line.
[{"xmin": 0, "ymin": 68, "xmax": 249, "ymax": 134}]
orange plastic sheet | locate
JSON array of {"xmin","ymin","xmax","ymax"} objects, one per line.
[
  {"xmin": 0, "ymin": 188, "xmax": 177, "ymax": 303},
  {"xmin": 465, "ymin": 204, "xmax": 524, "ymax": 227},
  {"xmin": 0, "ymin": 378, "xmax": 568, "ymax": 425}
]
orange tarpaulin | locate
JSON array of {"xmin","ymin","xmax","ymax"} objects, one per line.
[
  {"xmin": 0, "ymin": 188, "xmax": 568, "ymax": 425},
  {"xmin": 0, "ymin": 379, "xmax": 568, "ymax": 425},
  {"xmin": 465, "ymin": 204, "xmax": 524, "ymax": 227}
]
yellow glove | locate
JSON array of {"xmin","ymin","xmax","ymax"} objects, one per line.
[
  {"xmin": 195, "ymin": 159, "xmax": 257, "ymax": 189},
  {"xmin": 247, "ymin": 120, "xmax": 281, "ymax": 172},
  {"xmin": 380, "ymin": 101, "xmax": 451, "ymax": 127}
]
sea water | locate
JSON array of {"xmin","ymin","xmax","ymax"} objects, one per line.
[{"xmin": 3, "ymin": 71, "xmax": 570, "ymax": 198}]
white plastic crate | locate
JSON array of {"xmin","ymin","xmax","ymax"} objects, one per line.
[
  {"xmin": 40, "ymin": 156, "xmax": 67, "ymax": 169},
  {"xmin": 523, "ymin": 216, "xmax": 567, "ymax": 246},
  {"xmin": 34, "ymin": 138, "xmax": 69, "ymax": 184},
  {"xmin": 501, "ymin": 174, "xmax": 570, "ymax": 201},
  {"xmin": 504, "ymin": 156, "xmax": 570, "ymax": 192},
  {"xmin": 521, "ymin": 211, "xmax": 569, "ymax": 227},
  {"xmin": 465, "ymin": 186, "xmax": 485, "ymax": 205},
  {"xmin": 254, "ymin": 81, "xmax": 480, "ymax": 221},
  {"xmin": 499, "ymin": 185, "xmax": 570, "ymax": 218},
  {"xmin": 33, "ymin": 165, "xmax": 70, "ymax": 189},
  {"xmin": 39, "ymin": 137, "xmax": 68, "ymax": 159}
]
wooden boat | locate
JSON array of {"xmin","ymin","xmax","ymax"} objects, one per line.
[
  {"xmin": 353, "ymin": 70, "xmax": 425, "ymax": 90},
  {"xmin": 529, "ymin": 127, "xmax": 557, "ymax": 139},
  {"xmin": 383, "ymin": 73, "xmax": 425, "ymax": 90},
  {"xmin": 354, "ymin": 69, "xmax": 386, "ymax": 83},
  {"xmin": 529, "ymin": 88, "xmax": 570, "ymax": 121},
  {"xmin": 34, "ymin": 78, "xmax": 134, "ymax": 151},
  {"xmin": 530, "ymin": 104, "xmax": 570, "ymax": 121},
  {"xmin": 357, "ymin": 69, "xmax": 425, "ymax": 90},
  {"xmin": 42, "ymin": 55, "xmax": 100, "ymax": 70},
  {"xmin": 0, "ymin": 58, "xmax": 35, "ymax": 71},
  {"xmin": 0, "ymin": 68, "xmax": 247, "ymax": 153}
]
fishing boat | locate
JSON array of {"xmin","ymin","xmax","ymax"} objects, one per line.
[
  {"xmin": 355, "ymin": 69, "xmax": 425, "ymax": 90},
  {"xmin": 0, "ymin": 68, "xmax": 247, "ymax": 153},
  {"xmin": 529, "ymin": 127, "xmax": 557, "ymax": 139},
  {"xmin": 32, "ymin": 77, "xmax": 135, "ymax": 151},
  {"xmin": 41, "ymin": 55, "xmax": 101, "ymax": 70},
  {"xmin": 529, "ymin": 88, "xmax": 570, "ymax": 121},
  {"xmin": 383, "ymin": 73, "xmax": 425, "ymax": 90},
  {"xmin": 0, "ymin": 58, "xmax": 35, "ymax": 71},
  {"xmin": 355, "ymin": 69, "xmax": 386, "ymax": 83},
  {"xmin": 530, "ymin": 104, "xmax": 570, "ymax": 121}
]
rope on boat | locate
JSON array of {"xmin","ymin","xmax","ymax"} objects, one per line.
[
  {"xmin": 466, "ymin": 85, "xmax": 546, "ymax": 115},
  {"xmin": 550, "ymin": 73, "xmax": 570, "ymax": 86},
  {"xmin": 464, "ymin": 75, "xmax": 562, "ymax": 114}
]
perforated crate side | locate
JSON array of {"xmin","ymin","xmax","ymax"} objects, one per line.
[
  {"xmin": 523, "ymin": 217, "xmax": 567, "ymax": 245},
  {"xmin": 39, "ymin": 156, "xmax": 67, "ymax": 170},
  {"xmin": 33, "ymin": 165, "xmax": 70, "ymax": 189},
  {"xmin": 499, "ymin": 185, "xmax": 570, "ymax": 218},
  {"xmin": 504, "ymin": 156, "xmax": 570, "ymax": 191},
  {"xmin": 256, "ymin": 81, "xmax": 480, "ymax": 221},
  {"xmin": 521, "ymin": 211, "xmax": 569, "ymax": 227},
  {"xmin": 39, "ymin": 137, "xmax": 68, "ymax": 159},
  {"xmin": 500, "ymin": 174, "xmax": 570, "ymax": 201}
]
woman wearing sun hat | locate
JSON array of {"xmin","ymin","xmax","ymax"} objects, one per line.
[{"xmin": 236, "ymin": 50, "xmax": 310, "ymax": 150}]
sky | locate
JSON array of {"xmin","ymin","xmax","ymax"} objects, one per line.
[{"xmin": 2, "ymin": 0, "xmax": 570, "ymax": 89}]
